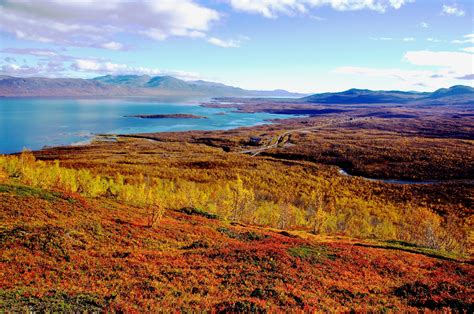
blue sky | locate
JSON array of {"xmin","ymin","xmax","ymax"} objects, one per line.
[{"xmin": 0, "ymin": 0, "xmax": 473, "ymax": 92}]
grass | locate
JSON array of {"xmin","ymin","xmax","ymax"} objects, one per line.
[
  {"xmin": 0, "ymin": 290, "xmax": 106, "ymax": 312},
  {"xmin": 0, "ymin": 225, "xmax": 71, "ymax": 261},
  {"xmin": 0, "ymin": 184, "xmax": 64, "ymax": 202},
  {"xmin": 288, "ymin": 245, "xmax": 338, "ymax": 264},
  {"xmin": 359, "ymin": 240, "xmax": 470, "ymax": 262}
]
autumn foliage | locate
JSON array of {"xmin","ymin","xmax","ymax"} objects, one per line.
[
  {"xmin": 1, "ymin": 109, "xmax": 472, "ymax": 311},
  {"xmin": 0, "ymin": 178, "xmax": 471, "ymax": 311},
  {"xmin": 0, "ymin": 150, "xmax": 470, "ymax": 257}
]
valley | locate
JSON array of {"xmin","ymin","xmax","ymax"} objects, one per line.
[
  {"xmin": 1, "ymin": 90, "xmax": 473, "ymax": 311},
  {"xmin": 2, "ymin": 0, "xmax": 473, "ymax": 311}
]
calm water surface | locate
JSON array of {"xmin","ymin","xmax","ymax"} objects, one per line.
[{"xmin": 0, "ymin": 97, "xmax": 295, "ymax": 154}]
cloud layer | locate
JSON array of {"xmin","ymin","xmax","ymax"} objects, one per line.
[
  {"xmin": 403, "ymin": 50, "xmax": 473, "ymax": 72},
  {"xmin": 71, "ymin": 59, "xmax": 201, "ymax": 80},
  {"xmin": 229, "ymin": 0, "xmax": 412, "ymax": 17},
  {"xmin": 0, "ymin": 48, "xmax": 202, "ymax": 80},
  {"xmin": 334, "ymin": 48, "xmax": 474, "ymax": 89},
  {"xmin": 442, "ymin": 4, "xmax": 465, "ymax": 16},
  {"xmin": 0, "ymin": 0, "xmax": 219, "ymax": 49},
  {"xmin": 207, "ymin": 37, "xmax": 241, "ymax": 48}
]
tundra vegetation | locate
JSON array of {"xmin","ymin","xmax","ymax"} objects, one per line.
[
  {"xmin": 0, "ymin": 150, "xmax": 469, "ymax": 256},
  {"xmin": 1, "ymin": 108, "xmax": 472, "ymax": 311}
]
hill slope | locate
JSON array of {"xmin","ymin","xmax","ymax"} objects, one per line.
[
  {"xmin": 0, "ymin": 76, "xmax": 132, "ymax": 97},
  {"xmin": 302, "ymin": 85, "xmax": 474, "ymax": 105},
  {"xmin": 0, "ymin": 75, "xmax": 305, "ymax": 97},
  {"xmin": 0, "ymin": 145, "xmax": 472, "ymax": 311},
  {"xmin": 1, "ymin": 182, "xmax": 472, "ymax": 312}
]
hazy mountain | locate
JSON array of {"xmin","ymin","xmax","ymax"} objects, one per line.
[
  {"xmin": 0, "ymin": 75, "xmax": 306, "ymax": 97},
  {"xmin": 2, "ymin": 75, "xmax": 470, "ymax": 103},
  {"xmin": 428, "ymin": 85, "xmax": 474, "ymax": 99},
  {"xmin": 0, "ymin": 76, "xmax": 133, "ymax": 97},
  {"xmin": 302, "ymin": 86, "xmax": 474, "ymax": 105},
  {"xmin": 93, "ymin": 74, "xmax": 152, "ymax": 87},
  {"xmin": 302, "ymin": 88, "xmax": 428, "ymax": 104}
]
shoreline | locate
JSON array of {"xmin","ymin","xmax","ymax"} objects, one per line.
[
  {"xmin": 0, "ymin": 97, "xmax": 299, "ymax": 155},
  {"xmin": 19, "ymin": 126, "xmax": 472, "ymax": 186},
  {"xmin": 3, "ymin": 97, "xmax": 473, "ymax": 183}
]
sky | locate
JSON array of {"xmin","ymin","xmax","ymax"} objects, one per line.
[{"xmin": 0, "ymin": 0, "xmax": 473, "ymax": 93}]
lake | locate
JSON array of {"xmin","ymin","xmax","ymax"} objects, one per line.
[{"xmin": 0, "ymin": 97, "xmax": 295, "ymax": 154}]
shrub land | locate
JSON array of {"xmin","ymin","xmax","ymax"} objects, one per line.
[{"xmin": 1, "ymin": 108, "xmax": 473, "ymax": 311}]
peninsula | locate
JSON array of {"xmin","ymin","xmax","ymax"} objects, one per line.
[{"xmin": 126, "ymin": 113, "xmax": 208, "ymax": 119}]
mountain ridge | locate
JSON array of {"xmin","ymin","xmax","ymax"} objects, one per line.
[
  {"xmin": 1, "ymin": 75, "xmax": 472, "ymax": 105},
  {"xmin": 302, "ymin": 85, "xmax": 474, "ymax": 105},
  {"xmin": 0, "ymin": 75, "xmax": 306, "ymax": 97}
]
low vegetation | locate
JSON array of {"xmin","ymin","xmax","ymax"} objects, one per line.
[
  {"xmin": 1, "ymin": 150, "xmax": 470, "ymax": 257},
  {"xmin": 0, "ymin": 179, "xmax": 472, "ymax": 311},
  {"xmin": 1, "ymin": 106, "xmax": 472, "ymax": 310}
]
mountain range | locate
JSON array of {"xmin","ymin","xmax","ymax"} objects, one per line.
[
  {"xmin": 301, "ymin": 85, "xmax": 474, "ymax": 105},
  {"xmin": 0, "ymin": 75, "xmax": 472, "ymax": 106},
  {"xmin": 0, "ymin": 75, "xmax": 306, "ymax": 97}
]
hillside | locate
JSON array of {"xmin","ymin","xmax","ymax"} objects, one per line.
[
  {"xmin": 0, "ymin": 76, "xmax": 132, "ymax": 97},
  {"xmin": 0, "ymin": 165, "xmax": 472, "ymax": 311},
  {"xmin": 0, "ymin": 75, "xmax": 305, "ymax": 98},
  {"xmin": 1, "ymin": 102, "xmax": 473, "ymax": 311},
  {"xmin": 302, "ymin": 85, "xmax": 474, "ymax": 105}
]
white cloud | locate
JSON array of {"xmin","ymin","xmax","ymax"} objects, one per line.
[
  {"xmin": 72, "ymin": 59, "xmax": 115, "ymax": 72},
  {"xmin": 1, "ymin": 48, "xmax": 59, "ymax": 58},
  {"xmin": 0, "ymin": 48, "xmax": 109, "ymax": 65},
  {"xmin": 333, "ymin": 65, "xmax": 471, "ymax": 90},
  {"xmin": 332, "ymin": 49, "xmax": 474, "ymax": 90},
  {"xmin": 452, "ymin": 34, "xmax": 474, "ymax": 44},
  {"xmin": 141, "ymin": 28, "xmax": 206, "ymax": 41},
  {"xmin": 207, "ymin": 37, "xmax": 241, "ymax": 48},
  {"xmin": 442, "ymin": 4, "xmax": 465, "ymax": 16},
  {"xmin": 427, "ymin": 38, "xmax": 441, "ymax": 42},
  {"xmin": 0, "ymin": 61, "xmax": 67, "ymax": 77},
  {"xmin": 0, "ymin": 0, "xmax": 219, "ymax": 48},
  {"xmin": 389, "ymin": 0, "xmax": 410, "ymax": 9},
  {"xmin": 229, "ymin": 0, "xmax": 412, "ymax": 18},
  {"xmin": 462, "ymin": 47, "xmax": 474, "ymax": 53},
  {"xmin": 334, "ymin": 66, "xmax": 430, "ymax": 79},
  {"xmin": 370, "ymin": 37, "xmax": 393, "ymax": 41},
  {"xmin": 0, "ymin": 52, "xmax": 203, "ymax": 80},
  {"xmin": 371, "ymin": 37, "xmax": 417, "ymax": 42},
  {"xmin": 101, "ymin": 42, "xmax": 124, "ymax": 51},
  {"xmin": 310, "ymin": 15, "xmax": 326, "ymax": 21},
  {"xmin": 403, "ymin": 50, "xmax": 473, "ymax": 72},
  {"xmin": 419, "ymin": 22, "xmax": 429, "ymax": 28},
  {"xmin": 71, "ymin": 59, "xmax": 201, "ymax": 80}
]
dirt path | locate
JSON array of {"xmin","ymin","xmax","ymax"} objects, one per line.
[{"xmin": 239, "ymin": 117, "xmax": 363, "ymax": 157}]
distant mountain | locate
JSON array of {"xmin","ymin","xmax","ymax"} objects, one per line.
[
  {"xmin": 93, "ymin": 74, "xmax": 152, "ymax": 87},
  {"xmin": 2, "ymin": 75, "xmax": 470, "ymax": 103},
  {"xmin": 302, "ymin": 88, "xmax": 428, "ymax": 104},
  {"xmin": 0, "ymin": 76, "xmax": 133, "ymax": 97},
  {"xmin": 0, "ymin": 75, "xmax": 306, "ymax": 97},
  {"xmin": 428, "ymin": 85, "xmax": 474, "ymax": 99},
  {"xmin": 302, "ymin": 85, "xmax": 474, "ymax": 105}
]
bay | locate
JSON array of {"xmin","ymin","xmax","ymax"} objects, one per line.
[{"xmin": 0, "ymin": 97, "xmax": 294, "ymax": 154}]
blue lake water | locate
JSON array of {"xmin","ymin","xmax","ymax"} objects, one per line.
[{"xmin": 0, "ymin": 97, "xmax": 295, "ymax": 154}]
